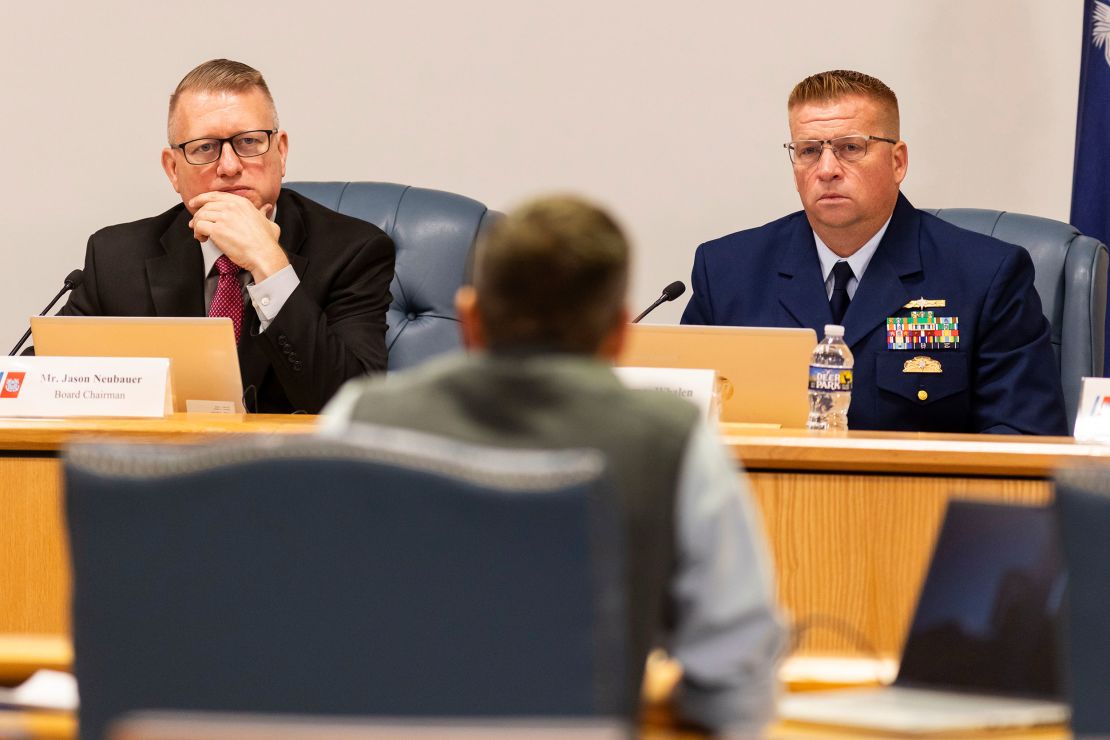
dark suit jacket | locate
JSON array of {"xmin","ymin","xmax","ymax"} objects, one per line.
[
  {"xmin": 681, "ymin": 193, "xmax": 1068, "ymax": 435},
  {"xmin": 61, "ymin": 188, "xmax": 395, "ymax": 414}
]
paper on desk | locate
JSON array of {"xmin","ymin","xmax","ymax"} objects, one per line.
[
  {"xmin": 0, "ymin": 670, "xmax": 78, "ymax": 711},
  {"xmin": 779, "ymin": 655, "xmax": 899, "ymax": 688}
]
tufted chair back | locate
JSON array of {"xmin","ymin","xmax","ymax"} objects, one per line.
[
  {"xmin": 65, "ymin": 434, "xmax": 627, "ymax": 739},
  {"xmin": 285, "ymin": 182, "xmax": 501, "ymax": 371},
  {"xmin": 927, "ymin": 208, "xmax": 1108, "ymax": 429}
]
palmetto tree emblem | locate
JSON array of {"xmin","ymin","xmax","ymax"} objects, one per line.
[{"xmin": 1095, "ymin": 1, "xmax": 1110, "ymax": 66}]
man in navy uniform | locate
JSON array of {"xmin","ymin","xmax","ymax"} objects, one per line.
[{"xmin": 681, "ymin": 70, "xmax": 1066, "ymax": 435}]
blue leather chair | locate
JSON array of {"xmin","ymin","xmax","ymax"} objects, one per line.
[
  {"xmin": 927, "ymin": 209, "xmax": 1108, "ymax": 429},
  {"xmin": 64, "ymin": 432, "xmax": 626, "ymax": 740},
  {"xmin": 284, "ymin": 182, "xmax": 501, "ymax": 371},
  {"xmin": 1052, "ymin": 465, "xmax": 1110, "ymax": 734}
]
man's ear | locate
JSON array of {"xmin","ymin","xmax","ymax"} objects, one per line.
[
  {"xmin": 455, "ymin": 285, "xmax": 487, "ymax": 351},
  {"xmin": 892, "ymin": 140, "xmax": 909, "ymax": 186},
  {"xmin": 598, "ymin": 306, "xmax": 630, "ymax": 362},
  {"xmin": 161, "ymin": 148, "xmax": 181, "ymax": 195},
  {"xmin": 276, "ymin": 130, "xmax": 289, "ymax": 178}
]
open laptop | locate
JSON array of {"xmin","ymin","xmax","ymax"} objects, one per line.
[
  {"xmin": 31, "ymin": 316, "xmax": 245, "ymax": 413},
  {"xmin": 618, "ymin": 324, "xmax": 816, "ymax": 427},
  {"xmin": 778, "ymin": 500, "xmax": 1069, "ymax": 734}
]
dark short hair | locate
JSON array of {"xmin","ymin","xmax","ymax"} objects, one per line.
[
  {"xmin": 473, "ymin": 195, "xmax": 629, "ymax": 354},
  {"xmin": 167, "ymin": 59, "xmax": 278, "ymax": 143},
  {"xmin": 789, "ymin": 69, "xmax": 900, "ymax": 136}
]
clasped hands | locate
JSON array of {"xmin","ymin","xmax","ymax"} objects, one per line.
[{"xmin": 188, "ymin": 192, "xmax": 288, "ymax": 282}]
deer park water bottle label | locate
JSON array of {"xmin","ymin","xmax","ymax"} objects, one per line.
[{"xmin": 808, "ymin": 366, "xmax": 853, "ymax": 392}]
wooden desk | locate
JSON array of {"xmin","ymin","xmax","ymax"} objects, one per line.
[
  {"xmin": 0, "ymin": 414, "xmax": 318, "ymax": 635},
  {"xmin": 723, "ymin": 427, "xmax": 1109, "ymax": 656},
  {"xmin": 2, "ymin": 418, "xmax": 1105, "ymax": 659}
]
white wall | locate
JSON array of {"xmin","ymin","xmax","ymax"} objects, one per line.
[{"xmin": 0, "ymin": 1, "xmax": 1081, "ymax": 342}]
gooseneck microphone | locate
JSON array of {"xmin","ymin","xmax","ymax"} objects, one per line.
[
  {"xmin": 632, "ymin": 280, "xmax": 686, "ymax": 323},
  {"xmin": 9, "ymin": 269, "xmax": 84, "ymax": 356}
]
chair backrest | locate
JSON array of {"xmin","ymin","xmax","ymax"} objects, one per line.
[
  {"xmin": 65, "ymin": 431, "xmax": 626, "ymax": 740},
  {"xmin": 926, "ymin": 208, "xmax": 1108, "ymax": 429},
  {"xmin": 1052, "ymin": 466, "xmax": 1110, "ymax": 734},
  {"xmin": 284, "ymin": 182, "xmax": 501, "ymax": 371}
]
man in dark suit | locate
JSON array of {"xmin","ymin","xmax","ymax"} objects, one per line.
[
  {"xmin": 61, "ymin": 59, "xmax": 395, "ymax": 413},
  {"xmin": 681, "ymin": 69, "xmax": 1066, "ymax": 435}
]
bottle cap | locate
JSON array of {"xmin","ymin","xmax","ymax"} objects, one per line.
[{"xmin": 824, "ymin": 324, "xmax": 845, "ymax": 337}]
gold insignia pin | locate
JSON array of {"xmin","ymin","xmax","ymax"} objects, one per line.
[
  {"xmin": 903, "ymin": 356, "xmax": 942, "ymax": 374},
  {"xmin": 902, "ymin": 297, "xmax": 947, "ymax": 310}
]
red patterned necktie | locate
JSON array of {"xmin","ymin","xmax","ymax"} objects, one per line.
[{"xmin": 209, "ymin": 254, "xmax": 244, "ymax": 343}]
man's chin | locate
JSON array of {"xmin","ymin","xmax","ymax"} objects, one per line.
[
  {"xmin": 807, "ymin": 200, "xmax": 858, "ymax": 223},
  {"xmin": 220, "ymin": 188, "xmax": 257, "ymax": 202}
]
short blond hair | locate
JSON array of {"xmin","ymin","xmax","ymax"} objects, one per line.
[
  {"xmin": 474, "ymin": 195, "xmax": 629, "ymax": 354},
  {"xmin": 167, "ymin": 59, "xmax": 278, "ymax": 143},
  {"xmin": 788, "ymin": 70, "xmax": 900, "ymax": 136}
]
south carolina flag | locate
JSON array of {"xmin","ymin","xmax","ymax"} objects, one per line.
[{"xmin": 1072, "ymin": 0, "xmax": 1110, "ymax": 367}]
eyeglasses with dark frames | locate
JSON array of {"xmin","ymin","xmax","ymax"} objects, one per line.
[
  {"xmin": 783, "ymin": 135, "xmax": 897, "ymax": 166},
  {"xmin": 172, "ymin": 129, "xmax": 278, "ymax": 165}
]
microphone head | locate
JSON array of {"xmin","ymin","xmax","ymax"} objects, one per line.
[
  {"xmin": 662, "ymin": 280, "xmax": 686, "ymax": 301},
  {"xmin": 63, "ymin": 269, "xmax": 84, "ymax": 290}
]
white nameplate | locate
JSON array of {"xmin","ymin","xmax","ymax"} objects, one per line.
[
  {"xmin": 1074, "ymin": 376, "xmax": 1110, "ymax": 442},
  {"xmin": 614, "ymin": 366, "xmax": 718, "ymax": 422},
  {"xmin": 0, "ymin": 357, "xmax": 172, "ymax": 418}
]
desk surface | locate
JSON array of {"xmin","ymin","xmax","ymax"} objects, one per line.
[
  {"xmin": 0, "ymin": 413, "xmax": 317, "ymax": 452},
  {"xmin": 721, "ymin": 425, "xmax": 1104, "ymax": 477},
  {"xmin": 0, "ymin": 643, "xmax": 1071, "ymax": 740},
  {"xmin": 0, "ymin": 415, "xmax": 1102, "ymax": 478}
]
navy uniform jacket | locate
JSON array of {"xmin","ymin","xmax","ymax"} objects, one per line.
[{"xmin": 680, "ymin": 193, "xmax": 1067, "ymax": 435}]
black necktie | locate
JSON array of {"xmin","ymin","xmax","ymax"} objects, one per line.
[{"xmin": 830, "ymin": 261, "xmax": 854, "ymax": 324}]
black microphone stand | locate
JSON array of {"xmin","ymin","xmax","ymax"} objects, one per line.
[
  {"xmin": 633, "ymin": 282, "xmax": 687, "ymax": 324},
  {"xmin": 9, "ymin": 280, "xmax": 79, "ymax": 356}
]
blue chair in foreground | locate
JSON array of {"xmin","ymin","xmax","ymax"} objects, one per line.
[
  {"xmin": 285, "ymin": 182, "xmax": 500, "ymax": 371},
  {"xmin": 926, "ymin": 208, "xmax": 1108, "ymax": 429},
  {"xmin": 65, "ymin": 431, "xmax": 626, "ymax": 740},
  {"xmin": 1053, "ymin": 465, "xmax": 1110, "ymax": 735}
]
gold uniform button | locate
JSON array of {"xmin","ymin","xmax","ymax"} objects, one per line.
[{"xmin": 917, "ymin": 390, "xmax": 928, "ymax": 401}]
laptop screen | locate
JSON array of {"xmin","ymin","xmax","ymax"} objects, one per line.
[{"xmin": 896, "ymin": 500, "xmax": 1064, "ymax": 699}]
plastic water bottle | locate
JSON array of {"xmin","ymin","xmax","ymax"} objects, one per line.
[{"xmin": 806, "ymin": 324, "xmax": 854, "ymax": 431}]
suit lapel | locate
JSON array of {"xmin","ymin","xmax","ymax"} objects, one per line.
[
  {"xmin": 276, "ymin": 189, "xmax": 308, "ymax": 278},
  {"xmin": 238, "ymin": 189, "xmax": 308, "ymax": 396},
  {"xmin": 842, "ymin": 194, "xmax": 923, "ymax": 348},
  {"xmin": 777, "ymin": 216, "xmax": 833, "ymax": 331},
  {"xmin": 149, "ymin": 208, "xmax": 205, "ymax": 316}
]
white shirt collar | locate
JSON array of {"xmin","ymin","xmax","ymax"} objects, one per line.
[
  {"xmin": 812, "ymin": 215, "xmax": 892, "ymax": 294},
  {"xmin": 201, "ymin": 202, "xmax": 278, "ymax": 277}
]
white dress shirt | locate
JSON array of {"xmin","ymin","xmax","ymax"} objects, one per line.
[{"xmin": 812, "ymin": 215, "xmax": 892, "ymax": 301}]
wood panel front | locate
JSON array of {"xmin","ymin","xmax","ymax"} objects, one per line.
[
  {"xmin": 0, "ymin": 421, "xmax": 1092, "ymax": 657},
  {"xmin": 0, "ymin": 414, "xmax": 318, "ymax": 635},
  {"xmin": 0, "ymin": 458, "xmax": 68, "ymax": 634},
  {"xmin": 749, "ymin": 471, "xmax": 1051, "ymax": 656}
]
